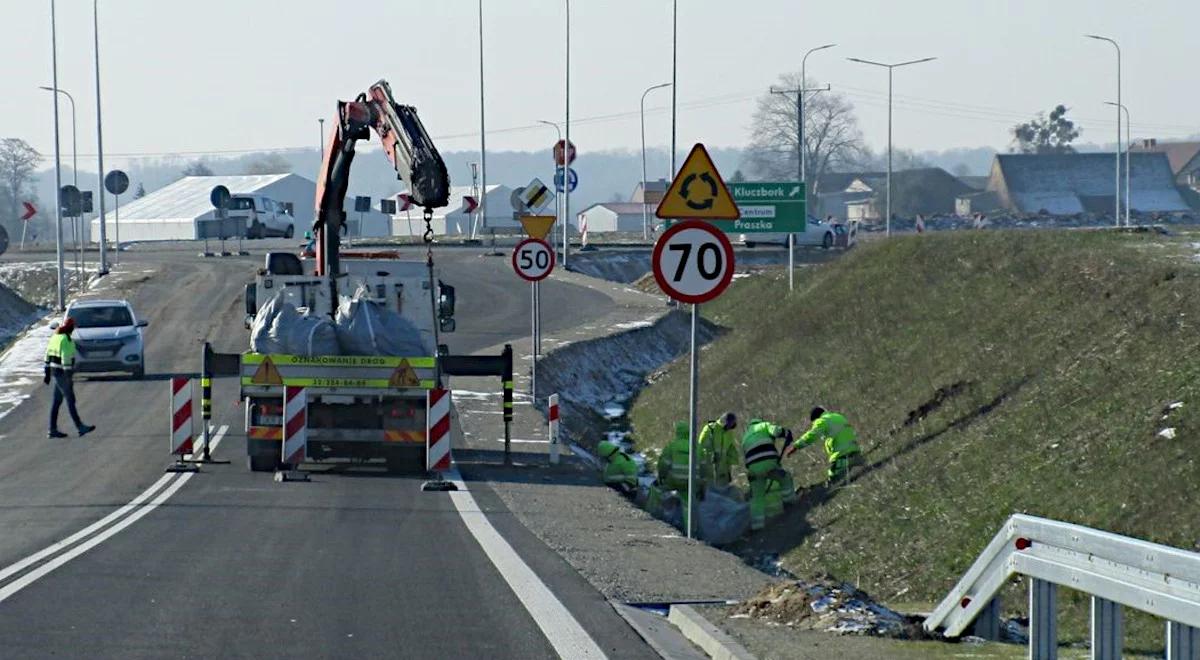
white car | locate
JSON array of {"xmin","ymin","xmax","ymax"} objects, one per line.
[
  {"xmin": 228, "ymin": 194, "xmax": 296, "ymax": 239},
  {"xmin": 60, "ymin": 299, "xmax": 148, "ymax": 379},
  {"xmin": 740, "ymin": 217, "xmax": 852, "ymax": 249}
]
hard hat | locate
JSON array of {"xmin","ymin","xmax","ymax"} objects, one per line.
[
  {"xmin": 810, "ymin": 406, "xmax": 826, "ymax": 422},
  {"xmin": 721, "ymin": 412, "xmax": 737, "ymax": 429}
]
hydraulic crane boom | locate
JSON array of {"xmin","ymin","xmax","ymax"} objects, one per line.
[{"xmin": 313, "ymin": 80, "xmax": 450, "ymax": 279}]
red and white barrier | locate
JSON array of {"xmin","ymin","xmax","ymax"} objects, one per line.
[
  {"xmin": 170, "ymin": 377, "xmax": 194, "ymax": 456},
  {"xmin": 548, "ymin": 393, "xmax": 560, "ymax": 464},
  {"xmin": 426, "ymin": 388, "xmax": 451, "ymax": 472},
  {"xmin": 282, "ymin": 386, "xmax": 307, "ymax": 466}
]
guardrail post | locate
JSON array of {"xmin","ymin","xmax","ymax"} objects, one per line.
[
  {"xmin": 1030, "ymin": 578, "xmax": 1057, "ymax": 660},
  {"xmin": 969, "ymin": 596, "xmax": 1002, "ymax": 641},
  {"xmin": 1090, "ymin": 596, "xmax": 1122, "ymax": 660},
  {"xmin": 1167, "ymin": 621, "xmax": 1200, "ymax": 660}
]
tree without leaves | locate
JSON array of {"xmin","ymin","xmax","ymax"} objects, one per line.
[
  {"xmin": 743, "ymin": 73, "xmax": 866, "ymax": 195},
  {"xmin": 0, "ymin": 138, "xmax": 40, "ymax": 230},
  {"xmin": 1011, "ymin": 104, "xmax": 1080, "ymax": 154},
  {"xmin": 181, "ymin": 160, "xmax": 214, "ymax": 177},
  {"xmin": 242, "ymin": 153, "xmax": 292, "ymax": 175}
]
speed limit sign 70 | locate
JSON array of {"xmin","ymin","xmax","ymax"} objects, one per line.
[
  {"xmin": 651, "ymin": 220, "xmax": 735, "ymax": 304},
  {"xmin": 512, "ymin": 238, "xmax": 555, "ymax": 282}
]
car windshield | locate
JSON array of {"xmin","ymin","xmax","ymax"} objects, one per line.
[
  {"xmin": 228, "ymin": 197, "xmax": 254, "ymax": 211},
  {"xmin": 68, "ymin": 306, "xmax": 133, "ymax": 329}
]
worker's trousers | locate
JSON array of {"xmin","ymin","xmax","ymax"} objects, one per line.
[
  {"xmin": 748, "ymin": 474, "xmax": 785, "ymax": 530},
  {"xmin": 826, "ymin": 452, "xmax": 864, "ymax": 487},
  {"xmin": 49, "ymin": 371, "xmax": 84, "ymax": 433}
]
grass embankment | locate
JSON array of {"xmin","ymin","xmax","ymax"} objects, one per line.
[{"xmin": 629, "ymin": 229, "xmax": 1200, "ymax": 651}]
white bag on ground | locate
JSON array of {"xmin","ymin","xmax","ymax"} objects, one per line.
[{"xmin": 697, "ymin": 485, "xmax": 751, "ymax": 546}]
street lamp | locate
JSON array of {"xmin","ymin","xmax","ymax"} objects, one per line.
[
  {"xmin": 48, "ymin": 0, "xmax": 65, "ymax": 311},
  {"xmin": 800, "ymin": 44, "xmax": 836, "ymax": 184},
  {"xmin": 318, "ymin": 118, "xmax": 325, "ymax": 160},
  {"xmin": 671, "ymin": 0, "xmax": 677, "ymax": 179},
  {"xmin": 92, "ymin": 0, "xmax": 108, "ymax": 274},
  {"xmin": 846, "ymin": 56, "xmax": 937, "ymax": 237},
  {"xmin": 41, "ymin": 84, "xmax": 80, "ymax": 278},
  {"xmin": 537, "ymin": 119, "xmax": 562, "ymax": 236},
  {"xmin": 1086, "ymin": 34, "xmax": 1122, "ymax": 227},
  {"xmin": 563, "ymin": 0, "xmax": 570, "ymax": 267},
  {"xmin": 640, "ymin": 82, "xmax": 671, "ymax": 240},
  {"xmin": 1104, "ymin": 101, "xmax": 1131, "ymax": 226},
  {"xmin": 478, "ymin": 0, "xmax": 488, "ymax": 242}
]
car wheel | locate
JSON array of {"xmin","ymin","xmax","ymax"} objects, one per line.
[
  {"xmin": 822, "ymin": 232, "xmax": 834, "ymax": 249},
  {"xmin": 284, "ymin": 225, "xmax": 294, "ymax": 239},
  {"xmin": 744, "ymin": 241, "xmax": 757, "ymax": 248},
  {"xmin": 248, "ymin": 453, "xmax": 278, "ymax": 472},
  {"xmin": 131, "ymin": 365, "xmax": 144, "ymax": 380},
  {"xmin": 250, "ymin": 221, "xmax": 264, "ymax": 239}
]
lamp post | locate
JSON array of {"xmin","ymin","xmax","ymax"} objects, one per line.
[
  {"xmin": 670, "ymin": 0, "xmax": 677, "ymax": 179},
  {"xmin": 41, "ymin": 84, "xmax": 80, "ymax": 279},
  {"xmin": 92, "ymin": 0, "xmax": 108, "ymax": 275},
  {"xmin": 1104, "ymin": 101, "xmax": 1131, "ymax": 226},
  {"xmin": 49, "ymin": 0, "xmax": 65, "ymax": 311},
  {"xmin": 536, "ymin": 119, "xmax": 562, "ymax": 238},
  {"xmin": 1086, "ymin": 34, "xmax": 1122, "ymax": 227},
  {"xmin": 640, "ymin": 82, "xmax": 671, "ymax": 241},
  {"xmin": 318, "ymin": 118, "xmax": 325, "ymax": 160},
  {"xmin": 800, "ymin": 44, "xmax": 836, "ymax": 184},
  {"xmin": 846, "ymin": 56, "xmax": 937, "ymax": 237},
  {"xmin": 478, "ymin": 0, "xmax": 488, "ymax": 241},
  {"xmin": 562, "ymin": 0, "xmax": 570, "ymax": 267}
]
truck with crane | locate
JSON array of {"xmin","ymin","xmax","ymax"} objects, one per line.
[{"xmin": 239, "ymin": 80, "xmax": 458, "ymax": 472}]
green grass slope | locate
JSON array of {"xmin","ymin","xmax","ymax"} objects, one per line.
[{"xmin": 629, "ymin": 230, "xmax": 1200, "ymax": 621}]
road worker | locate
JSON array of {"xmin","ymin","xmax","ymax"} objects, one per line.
[
  {"xmin": 741, "ymin": 419, "xmax": 796, "ymax": 530},
  {"xmin": 699, "ymin": 412, "xmax": 740, "ymax": 489},
  {"xmin": 657, "ymin": 421, "xmax": 709, "ymax": 524},
  {"xmin": 787, "ymin": 407, "xmax": 862, "ymax": 486},
  {"xmin": 44, "ymin": 318, "xmax": 95, "ymax": 439},
  {"xmin": 597, "ymin": 439, "xmax": 638, "ymax": 493}
]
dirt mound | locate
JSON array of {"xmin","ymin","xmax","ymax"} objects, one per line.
[
  {"xmin": 731, "ymin": 576, "xmax": 926, "ymax": 639},
  {"xmin": 0, "ymin": 281, "xmax": 40, "ymax": 348}
]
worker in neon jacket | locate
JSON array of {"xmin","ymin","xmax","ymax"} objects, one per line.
[
  {"xmin": 787, "ymin": 407, "xmax": 862, "ymax": 486},
  {"xmin": 699, "ymin": 412, "xmax": 739, "ymax": 489},
  {"xmin": 741, "ymin": 420, "xmax": 796, "ymax": 530},
  {"xmin": 44, "ymin": 317, "xmax": 96, "ymax": 439},
  {"xmin": 596, "ymin": 439, "xmax": 638, "ymax": 492},
  {"xmin": 657, "ymin": 421, "xmax": 709, "ymax": 525}
]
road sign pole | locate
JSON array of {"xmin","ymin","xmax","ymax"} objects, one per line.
[
  {"xmin": 113, "ymin": 194, "xmax": 120, "ymax": 265},
  {"xmin": 687, "ymin": 302, "xmax": 699, "ymax": 540},
  {"xmin": 530, "ymin": 281, "xmax": 537, "ymax": 400},
  {"xmin": 788, "ymin": 234, "xmax": 794, "ymax": 292}
]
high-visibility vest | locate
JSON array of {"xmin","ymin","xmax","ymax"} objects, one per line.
[
  {"xmin": 45, "ymin": 333, "xmax": 76, "ymax": 371},
  {"xmin": 742, "ymin": 422, "xmax": 782, "ymax": 476}
]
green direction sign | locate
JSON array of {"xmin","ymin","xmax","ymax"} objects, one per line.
[{"xmin": 729, "ymin": 182, "xmax": 806, "ymax": 233}]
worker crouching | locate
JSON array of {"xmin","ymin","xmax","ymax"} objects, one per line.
[
  {"xmin": 699, "ymin": 412, "xmax": 739, "ymax": 489},
  {"xmin": 597, "ymin": 439, "xmax": 638, "ymax": 494},
  {"xmin": 787, "ymin": 407, "xmax": 862, "ymax": 487},
  {"xmin": 741, "ymin": 419, "xmax": 796, "ymax": 531},
  {"xmin": 656, "ymin": 421, "xmax": 710, "ymax": 526}
]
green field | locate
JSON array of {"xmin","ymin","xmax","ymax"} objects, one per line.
[{"xmin": 629, "ymin": 229, "xmax": 1200, "ymax": 652}]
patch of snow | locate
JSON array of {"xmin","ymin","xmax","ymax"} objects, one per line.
[
  {"xmin": 613, "ymin": 320, "xmax": 653, "ymax": 330},
  {"xmin": 0, "ymin": 316, "xmax": 55, "ymax": 424},
  {"xmin": 1158, "ymin": 427, "xmax": 1177, "ymax": 440}
]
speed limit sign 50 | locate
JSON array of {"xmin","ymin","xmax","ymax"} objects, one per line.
[
  {"xmin": 512, "ymin": 238, "xmax": 555, "ymax": 282},
  {"xmin": 651, "ymin": 220, "xmax": 735, "ymax": 304}
]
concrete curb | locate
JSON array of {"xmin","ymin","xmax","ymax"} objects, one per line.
[{"xmin": 668, "ymin": 605, "xmax": 756, "ymax": 660}]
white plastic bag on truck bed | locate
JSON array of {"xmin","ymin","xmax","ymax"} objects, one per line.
[
  {"xmin": 334, "ymin": 289, "xmax": 427, "ymax": 357},
  {"xmin": 250, "ymin": 293, "xmax": 287, "ymax": 354},
  {"xmin": 274, "ymin": 303, "xmax": 339, "ymax": 357}
]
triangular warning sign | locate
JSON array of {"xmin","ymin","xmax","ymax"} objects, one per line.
[
  {"xmin": 251, "ymin": 356, "xmax": 283, "ymax": 385},
  {"xmin": 389, "ymin": 360, "xmax": 421, "ymax": 388},
  {"xmin": 519, "ymin": 215, "xmax": 557, "ymax": 240},
  {"xmin": 656, "ymin": 143, "xmax": 741, "ymax": 220}
]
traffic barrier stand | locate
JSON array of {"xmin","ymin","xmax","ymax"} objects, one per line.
[
  {"xmin": 548, "ymin": 393, "xmax": 560, "ymax": 464},
  {"xmin": 274, "ymin": 385, "xmax": 310, "ymax": 482},
  {"xmin": 186, "ymin": 343, "xmax": 231, "ymax": 464},
  {"xmin": 421, "ymin": 388, "xmax": 457, "ymax": 492},
  {"xmin": 166, "ymin": 377, "xmax": 200, "ymax": 473}
]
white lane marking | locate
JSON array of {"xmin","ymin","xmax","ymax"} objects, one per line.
[
  {"xmin": 0, "ymin": 425, "xmax": 228, "ymax": 602},
  {"xmin": 445, "ymin": 467, "xmax": 606, "ymax": 659}
]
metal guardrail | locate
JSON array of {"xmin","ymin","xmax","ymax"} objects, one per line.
[{"xmin": 924, "ymin": 514, "xmax": 1200, "ymax": 659}]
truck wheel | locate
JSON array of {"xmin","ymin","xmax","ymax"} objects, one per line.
[
  {"xmin": 284, "ymin": 225, "xmax": 294, "ymax": 239},
  {"xmin": 248, "ymin": 454, "xmax": 277, "ymax": 472}
]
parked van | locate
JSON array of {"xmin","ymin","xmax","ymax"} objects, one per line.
[{"xmin": 228, "ymin": 194, "xmax": 296, "ymax": 239}]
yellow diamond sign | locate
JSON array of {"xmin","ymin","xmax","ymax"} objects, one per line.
[{"xmin": 656, "ymin": 143, "xmax": 741, "ymax": 220}]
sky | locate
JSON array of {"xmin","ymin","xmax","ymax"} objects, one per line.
[{"xmin": 3, "ymin": 0, "xmax": 1198, "ymax": 170}]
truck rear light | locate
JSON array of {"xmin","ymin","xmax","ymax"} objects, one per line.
[
  {"xmin": 1015, "ymin": 537, "xmax": 1032, "ymax": 551},
  {"xmin": 960, "ymin": 597, "xmax": 971, "ymax": 608}
]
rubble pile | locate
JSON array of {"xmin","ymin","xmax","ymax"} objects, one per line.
[
  {"xmin": 861, "ymin": 210, "xmax": 1197, "ymax": 233},
  {"xmin": 730, "ymin": 576, "xmax": 926, "ymax": 639}
]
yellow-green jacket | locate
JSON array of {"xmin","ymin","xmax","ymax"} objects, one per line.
[{"xmin": 797, "ymin": 411, "xmax": 859, "ymax": 462}]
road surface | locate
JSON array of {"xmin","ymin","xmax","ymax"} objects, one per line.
[{"xmin": 0, "ymin": 245, "xmax": 655, "ymax": 658}]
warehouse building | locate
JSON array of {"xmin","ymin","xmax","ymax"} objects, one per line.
[{"xmin": 91, "ymin": 174, "xmax": 392, "ymax": 242}]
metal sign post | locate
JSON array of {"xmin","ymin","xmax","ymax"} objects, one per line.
[
  {"xmin": 650, "ymin": 221, "xmax": 737, "ymax": 538},
  {"xmin": 513, "ymin": 238, "xmax": 555, "ymax": 402}
]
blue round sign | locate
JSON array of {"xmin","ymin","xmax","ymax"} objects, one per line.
[{"xmin": 554, "ymin": 167, "xmax": 578, "ymax": 193}]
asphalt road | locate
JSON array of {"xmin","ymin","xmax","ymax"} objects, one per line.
[{"xmin": 0, "ymin": 244, "xmax": 651, "ymax": 658}]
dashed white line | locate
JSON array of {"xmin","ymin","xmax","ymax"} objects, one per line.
[{"xmin": 0, "ymin": 424, "xmax": 228, "ymax": 604}]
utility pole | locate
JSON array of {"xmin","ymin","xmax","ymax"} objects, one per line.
[
  {"xmin": 478, "ymin": 0, "xmax": 488, "ymax": 241},
  {"xmin": 1086, "ymin": 35, "xmax": 1122, "ymax": 227},
  {"xmin": 640, "ymin": 83, "xmax": 671, "ymax": 241},
  {"xmin": 771, "ymin": 76, "xmax": 829, "ymax": 292},
  {"xmin": 49, "ymin": 0, "xmax": 65, "ymax": 311},
  {"xmin": 93, "ymin": 0, "xmax": 108, "ymax": 275}
]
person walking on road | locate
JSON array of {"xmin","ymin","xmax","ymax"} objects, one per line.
[
  {"xmin": 787, "ymin": 407, "xmax": 861, "ymax": 486},
  {"xmin": 741, "ymin": 420, "xmax": 796, "ymax": 531},
  {"xmin": 44, "ymin": 318, "xmax": 95, "ymax": 439},
  {"xmin": 699, "ymin": 412, "xmax": 740, "ymax": 489}
]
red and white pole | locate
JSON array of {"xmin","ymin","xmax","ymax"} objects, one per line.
[
  {"xmin": 426, "ymin": 388, "xmax": 451, "ymax": 472},
  {"xmin": 548, "ymin": 393, "xmax": 560, "ymax": 464},
  {"xmin": 282, "ymin": 385, "xmax": 307, "ymax": 467},
  {"xmin": 170, "ymin": 377, "xmax": 194, "ymax": 456}
]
